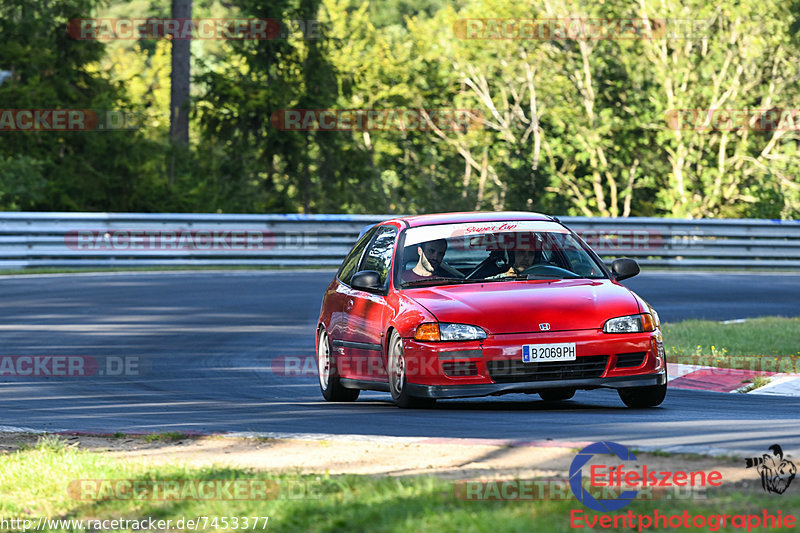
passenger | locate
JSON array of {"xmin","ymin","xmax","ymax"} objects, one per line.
[{"xmin": 402, "ymin": 239, "xmax": 448, "ymax": 282}]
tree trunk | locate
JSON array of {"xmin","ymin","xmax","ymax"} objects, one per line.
[{"xmin": 169, "ymin": 0, "xmax": 192, "ymax": 185}]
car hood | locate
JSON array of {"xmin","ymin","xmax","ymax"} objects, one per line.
[{"xmin": 404, "ymin": 279, "xmax": 642, "ymax": 334}]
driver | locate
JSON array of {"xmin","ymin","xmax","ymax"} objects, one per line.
[
  {"xmin": 402, "ymin": 239, "xmax": 448, "ymax": 282},
  {"xmin": 491, "ymin": 232, "xmax": 545, "ymax": 277},
  {"xmin": 495, "ymin": 247, "xmax": 538, "ymax": 277}
]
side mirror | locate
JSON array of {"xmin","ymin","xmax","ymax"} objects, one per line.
[
  {"xmin": 611, "ymin": 258, "xmax": 640, "ymax": 281},
  {"xmin": 351, "ymin": 270, "xmax": 383, "ymax": 292}
]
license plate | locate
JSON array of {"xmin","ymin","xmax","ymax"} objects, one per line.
[{"xmin": 522, "ymin": 343, "xmax": 577, "ymax": 362}]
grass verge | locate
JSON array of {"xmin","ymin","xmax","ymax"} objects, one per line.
[
  {"xmin": 0, "ymin": 437, "xmax": 797, "ymax": 532},
  {"xmin": 663, "ymin": 317, "xmax": 800, "ymax": 372},
  {"xmin": 141, "ymin": 432, "xmax": 190, "ymax": 443}
]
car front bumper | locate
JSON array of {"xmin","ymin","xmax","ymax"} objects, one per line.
[
  {"xmin": 406, "ymin": 371, "xmax": 667, "ymax": 399},
  {"xmin": 400, "ymin": 328, "xmax": 667, "ymax": 399}
]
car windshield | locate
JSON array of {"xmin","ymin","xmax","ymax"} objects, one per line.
[{"xmin": 396, "ymin": 220, "xmax": 607, "ymax": 287}]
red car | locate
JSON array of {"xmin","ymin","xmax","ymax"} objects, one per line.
[{"xmin": 315, "ymin": 212, "xmax": 667, "ymax": 408}]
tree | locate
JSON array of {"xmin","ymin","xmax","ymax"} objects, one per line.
[
  {"xmin": 634, "ymin": 0, "xmax": 800, "ymax": 218},
  {"xmin": 170, "ymin": 0, "xmax": 192, "ymax": 146},
  {"xmin": 0, "ymin": 0, "xmax": 165, "ymax": 211}
]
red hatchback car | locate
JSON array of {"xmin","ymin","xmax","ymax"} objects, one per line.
[{"xmin": 316, "ymin": 212, "xmax": 667, "ymax": 408}]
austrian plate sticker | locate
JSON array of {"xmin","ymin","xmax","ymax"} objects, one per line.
[{"xmin": 522, "ymin": 343, "xmax": 576, "ymax": 362}]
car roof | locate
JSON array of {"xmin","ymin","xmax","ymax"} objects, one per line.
[{"xmin": 385, "ymin": 211, "xmax": 555, "ymax": 228}]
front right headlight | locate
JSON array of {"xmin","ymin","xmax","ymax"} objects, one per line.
[
  {"xmin": 414, "ymin": 322, "xmax": 487, "ymax": 341},
  {"xmin": 603, "ymin": 314, "xmax": 655, "ymax": 333},
  {"xmin": 440, "ymin": 323, "xmax": 487, "ymax": 341}
]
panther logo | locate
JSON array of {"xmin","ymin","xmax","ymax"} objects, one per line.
[{"xmin": 745, "ymin": 444, "xmax": 796, "ymax": 495}]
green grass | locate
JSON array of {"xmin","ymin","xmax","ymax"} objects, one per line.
[
  {"xmin": 140, "ymin": 432, "xmax": 190, "ymax": 443},
  {"xmin": 1, "ymin": 436, "xmax": 797, "ymax": 532},
  {"xmin": 663, "ymin": 317, "xmax": 800, "ymax": 371},
  {"xmin": 738, "ymin": 375, "xmax": 772, "ymax": 393}
]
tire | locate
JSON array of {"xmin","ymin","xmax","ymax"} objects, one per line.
[
  {"xmin": 317, "ymin": 328, "xmax": 359, "ymax": 402},
  {"xmin": 387, "ymin": 331, "xmax": 436, "ymax": 409},
  {"xmin": 539, "ymin": 388, "xmax": 575, "ymax": 402},
  {"xmin": 618, "ymin": 383, "xmax": 667, "ymax": 408}
]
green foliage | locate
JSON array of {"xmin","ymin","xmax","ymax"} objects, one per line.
[
  {"xmin": 0, "ymin": 0, "xmax": 174, "ymax": 211},
  {"xmin": 0, "ymin": 155, "xmax": 46, "ymax": 209},
  {"xmin": 1, "ymin": 0, "xmax": 798, "ymax": 216}
]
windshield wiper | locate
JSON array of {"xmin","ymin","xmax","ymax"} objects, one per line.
[
  {"xmin": 476, "ymin": 275, "xmax": 527, "ymax": 282},
  {"xmin": 483, "ymin": 273, "xmax": 582, "ymax": 281}
]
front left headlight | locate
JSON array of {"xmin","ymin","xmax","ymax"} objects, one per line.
[{"xmin": 603, "ymin": 313, "xmax": 655, "ymax": 333}]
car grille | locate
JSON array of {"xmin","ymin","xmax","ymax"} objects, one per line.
[
  {"xmin": 486, "ymin": 355, "xmax": 609, "ymax": 383},
  {"xmin": 615, "ymin": 352, "xmax": 647, "ymax": 368}
]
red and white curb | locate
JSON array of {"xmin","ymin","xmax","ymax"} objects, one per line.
[{"xmin": 667, "ymin": 362, "xmax": 800, "ymax": 396}]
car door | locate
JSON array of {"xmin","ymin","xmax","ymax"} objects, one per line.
[
  {"xmin": 327, "ymin": 226, "xmax": 376, "ymax": 378},
  {"xmin": 338, "ymin": 225, "xmax": 397, "ymax": 380}
]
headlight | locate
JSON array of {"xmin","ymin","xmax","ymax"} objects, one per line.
[
  {"xmin": 414, "ymin": 322, "xmax": 487, "ymax": 341},
  {"xmin": 603, "ymin": 314, "xmax": 655, "ymax": 333}
]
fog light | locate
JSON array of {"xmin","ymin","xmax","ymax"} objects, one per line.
[{"xmin": 442, "ymin": 361, "xmax": 478, "ymax": 377}]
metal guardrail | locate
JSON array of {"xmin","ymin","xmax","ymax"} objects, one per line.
[{"xmin": 0, "ymin": 212, "xmax": 798, "ymax": 270}]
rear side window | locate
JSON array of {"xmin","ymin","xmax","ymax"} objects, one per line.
[
  {"xmin": 338, "ymin": 226, "xmax": 377, "ymax": 285},
  {"xmin": 361, "ymin": 226, "xmax": 397, "ymax": 288}
]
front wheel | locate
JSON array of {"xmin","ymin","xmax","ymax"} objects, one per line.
[
  {"xmin": 317, "ymin": 328, "xmax": 359, "ymax": 402},
  {"xmin": 387, "ymin": 331, "xmax": 436, "ymax": 409},
  {"xmin": 618, "ymin": 383, "xmax": 666, "ymax": 408}
]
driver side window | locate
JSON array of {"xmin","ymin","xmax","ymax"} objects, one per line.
[
  {"xmin": 339, "ymin": 227, "xmax": 376, "ymax": 286},
  {"xmin": 361, "ymin": 226, "xmax": 397, "ymax": 288}
]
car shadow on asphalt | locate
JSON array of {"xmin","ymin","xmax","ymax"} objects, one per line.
[{"xmin": 362, "ymin": 397, "xmax": 635, "ymax": 412}]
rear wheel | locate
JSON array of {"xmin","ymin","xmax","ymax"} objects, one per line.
[
  {"xmin": 388, "ymin": 331, "xmax": 436, "ymax": 409},
  {"xmin": 539, "ymin": 388, "xmax": 575, "ymax": 402},
  {"xmin": 317, "ymin": 328, "xmax": 359, "ymax": 402},
  {"xmin": 618, "ymin": 383, "xmax": 666, "ymax": 408}
]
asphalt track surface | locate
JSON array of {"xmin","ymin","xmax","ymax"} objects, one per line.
[{"xmin": 1, "ymin": 270, "xmax": 799, "ymax": 455}]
